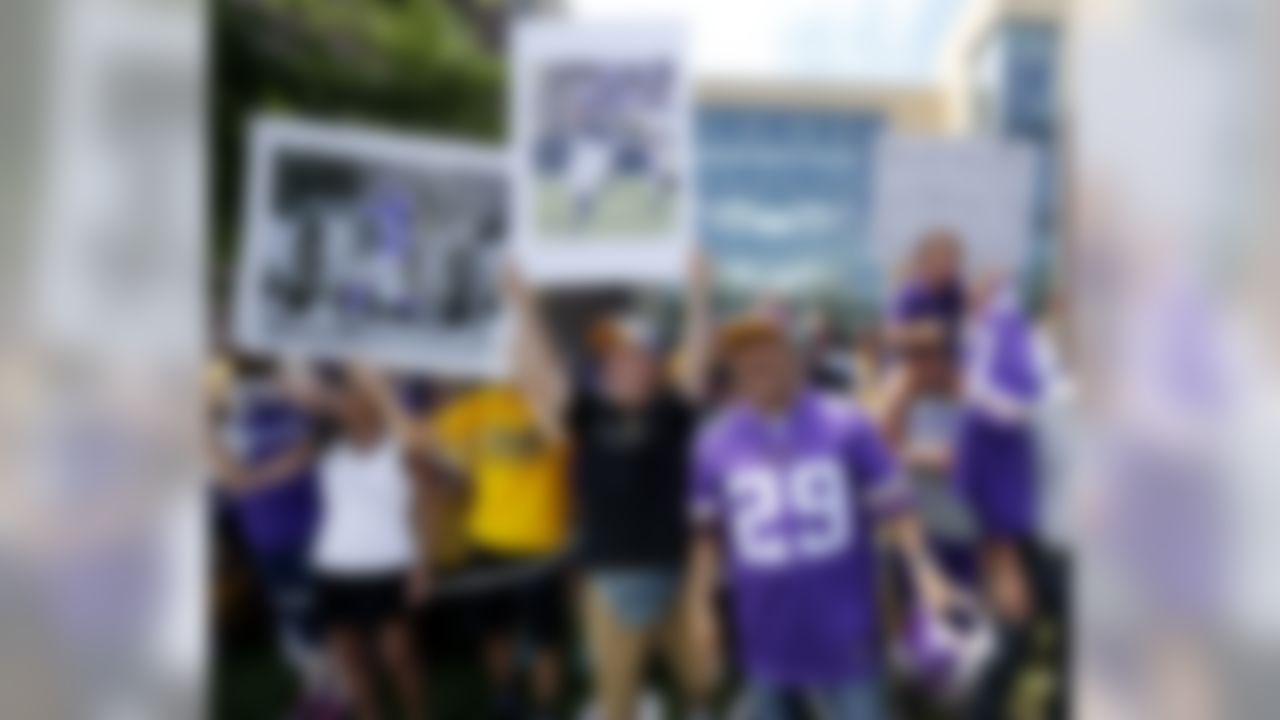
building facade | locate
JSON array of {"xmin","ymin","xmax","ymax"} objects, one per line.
[
  {"xmin": 696, "ymin": 82, "xmax": 944, "ymax": 321},
  {"xmin": 694, "ymin": 0, "xmax": 1065, "ymax": 318},
  {"xmin": 940, "ymin": 0, "xmax": 1066, "ymax": 298}
]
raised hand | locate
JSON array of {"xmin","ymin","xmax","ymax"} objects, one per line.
[
  {"xmin": 500, "ymin": 261, "xmax": 534, "ymax": 312},
  {"xmin": 688, "ymin": 249, "xmax": 714, "ymax": 295}
]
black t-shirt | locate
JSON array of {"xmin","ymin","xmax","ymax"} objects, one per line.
[{"xmin": 567, "ymin": 387, "xmax": 698, "ymax": 570}]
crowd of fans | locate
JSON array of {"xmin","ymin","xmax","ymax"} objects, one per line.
[{"xmin": 210, "ymin": 230, "xmax": 1068, "ymax": 720}]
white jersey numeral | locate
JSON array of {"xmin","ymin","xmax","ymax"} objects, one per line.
[{"xmin": 726, "ymin": 458, "xmax": 853, "ymax": 569}]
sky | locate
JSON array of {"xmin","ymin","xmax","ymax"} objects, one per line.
[{"xmin": 568, "ymin": 0, "xmax": 971, "ymax": 84}]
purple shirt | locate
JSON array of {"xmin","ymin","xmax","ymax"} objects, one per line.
[
  {"xmin": 225, "ymin": 382, "xmax": 319, "ymax": 555},
  {"xmin": 691, "ymin": 392, "xmax": 911, "ymax": 685},
  {"xmin": 955, "ymin": 293, "xmax": 1041, "ymax": 538}
]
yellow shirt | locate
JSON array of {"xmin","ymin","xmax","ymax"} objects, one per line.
[{"xmin": 428, "ymin": 385, "xmax": 568, "ymax": 557}]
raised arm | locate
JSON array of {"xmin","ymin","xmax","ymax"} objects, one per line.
[
  {"xmin": 349, "ymin": 364, "xmax": 428, "ymax": 457},
  {"xmin": 674, "ymin": 251, "xmax": 714, "ymax": 402},
  {"xmin": 242, "ymin": 446, "xmax": 317, "ymax": 494},
  {"xmin": 277, "ymin": 360, "xmax": 341, "ymax": 417},
  {"xmin": 205, "ymin": 416, "xmax": 316, "ymax": 496},
  {"xmin": 418, "ymin": 395, "xmax": 478, "ymax": 495},
  {"xmin": 867, "ymin": 361, "xmax": 915, "ymax": 451},
  {"xmin": 502, "ymin": 267, "xmax": 570, "ymax": 442},
  {"xmin": 205, "ymin": 413, "xmax": 249, "ymax": 494}
]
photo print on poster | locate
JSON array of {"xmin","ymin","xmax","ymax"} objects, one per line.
[
  {"xmin": 233, "ymin": 117, "xmax": 511, "ymax": 378},
  {"xmin": 512, "ymin": 19, "xmax": 694, "ymax": 286}
]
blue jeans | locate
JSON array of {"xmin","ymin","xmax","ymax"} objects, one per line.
[{"xmin": 742, "ymin": 676, "xmax": 887, "ymax": 720}]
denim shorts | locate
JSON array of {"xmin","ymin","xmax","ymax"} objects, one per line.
[{"xmin": 588, "ymin": 569, "xmax": 683, "ymax": 631}]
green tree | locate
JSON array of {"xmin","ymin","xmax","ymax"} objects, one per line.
[{"xmin": 213, "ymin": 0, "xmax": 505, "ymax": 266}]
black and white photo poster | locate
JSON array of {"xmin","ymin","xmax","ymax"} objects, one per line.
[
  {"xmin": 511, "ymin": 19, "xmax": 694, "ymax": 286},
  {"xmin": 233, "ymin": 118, "xmax": 510, "ymax": 378}
]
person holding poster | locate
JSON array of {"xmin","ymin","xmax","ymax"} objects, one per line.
[
  {"xmin": 206, "ymin": 357, "xmax": 340, "ymax": 718},
  {"xmin": 278, "ymin": 365, "xmax": 434, "ymax": 720},
  {"xmin": 502, "ymin": 256, "xmax": 717, "ymax": 720}
]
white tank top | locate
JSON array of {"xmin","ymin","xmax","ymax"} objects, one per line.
[{"xmin": 313, "ymin": 435, "xmax": 418, "ymax": 574}]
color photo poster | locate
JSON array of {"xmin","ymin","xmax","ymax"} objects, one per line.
[
  {"xmin": 233, "ymin": 117, "xmax": 511, "ymax": 378},
  {"xmin": 511, "ymin": 19, "xmax": 694, "ymax": 287}
]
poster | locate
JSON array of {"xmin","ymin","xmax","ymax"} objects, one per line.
[
  {"xmin": 511, "ymin": 19, "xmax": 693, "ymax": 286},
  {"xmin": 233, "ymin": 117, "xmax": 510, "ymax": 378},
  {"xmin": 868, "ymin": 135, "xmax": 1036, "ymax": 279}
]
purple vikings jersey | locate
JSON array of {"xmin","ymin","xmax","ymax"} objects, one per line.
[
  {"xmin": 955, "ymin": 291, "xmax": 1041, "ymax": 538},
  {"xmin": 691, "ymin": 392, "xmax": 912, "ymax": 685}
]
